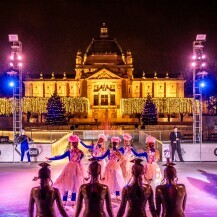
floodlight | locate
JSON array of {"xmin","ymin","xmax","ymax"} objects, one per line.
[
  {"xmin": 196, "ymin": 34, "xmax": 206, "ymax": 41},
  {"xmin": 8, "ymin": 34, "xmax": 19, "ymax": 42}
]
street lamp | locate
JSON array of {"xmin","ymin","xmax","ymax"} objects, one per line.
[{"xmin": 8, "ymin": 34, "xmax": 23, "ymax": 140}]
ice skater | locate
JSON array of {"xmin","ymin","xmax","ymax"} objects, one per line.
[
  {"xmin": 29, "ymin": 162, "xmax": 69, "ymax": 217},
  {"xmin": 80, "ymin": 133, "xmax": 107, "ymax": 176},
  {"xmin": 93, "ymin": 136, "xmax": 125, "ymax": 201},
  {"xmin": 117, "ymin": 158, "xmax": 157, "ymax": 217},
  {"xmin": 155, "ymin": 158, "xmax": 187, "ymax": 217},
  {"xmin": 119, "ymin": 133, "xmax": 134, "ymax": 183},
  {"xmin": 46, "ymin": 135, "xmax": 84, "ymax": 206},
  {"xmin": 75, "ymin": 158, "xmax": 114, "ymax": 217},
  {"xmin": 17, "ymin": 129, "xmax": 31, "ymax": 164}
]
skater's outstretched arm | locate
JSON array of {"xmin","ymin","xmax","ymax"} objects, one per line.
[
  {"xmin": 93, "ymin": 149, "xmax": 110, "ymax": 160},
  {"xmin": 79, "ymin": 150, "xmax": 84, "ymax": 161},
  {"xmin": 116, "ymin": 187, "xmax": 128, "ymax": 217},
  {"xmin": 55, "ymin": 188, "xmax": 69, "ymax": 217},
  {"xmin": 155, "ymin": 186, "xmax": 162, "ymax": 217},
  {"xmin": 105, "ymin": 187, "xmax": 114, "ymax": 217},
  {"xmin": 148, "ymin": 186, "xmax": 157, "ymax": 217},
  {"xmin": 182, "ymin": 184, "xmax": 187, "ymax": 211},
  {"xmin": 28, "ymin": 189, "xmax": 35, "ymax": 217},
  {"xmin": 74, "ymin": 185, "xmax": 84, "ymax": 217},
  {"xmin": 46, "ymin": 151, "xmax": 70, "ymax": 161},
  {"xmin": 118, "ymin": 147, "xmax": 125, "ymax": 154},
  {"xmin": 131, "ymin": 148, "xmax": 148, "ymax": 159},
  {"xmin": 80, "ymin": 140, "xmax": 94, "ymax": 150}
]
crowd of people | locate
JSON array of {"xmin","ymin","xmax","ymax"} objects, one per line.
[{"xmin": 28, "ymin": 132, "xmax": 187, "ymax": 217}]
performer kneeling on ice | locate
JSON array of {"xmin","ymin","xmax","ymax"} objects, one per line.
[
  {"xmin": 80, "ymin": 133, "xmax": 107, "ymax": 176},
  {"xmin": 119, "ymin": 133, "xmax": 134, "ymax": 183},
  {"xmin": 75, "ymin": 158, "xmax": 114, "ymax": 217},
  {"xmin": 29, "ymin": 162, "xmax": 69, "ymax": 217},
  {"xmin": 93, "ymin": 136, "xmax": 125, "ymax": 201},
  {"xmin": 117, "ymin": 158, "xmax": 157, "ymax": 217},
  {"xmin": 46, "ymin": 135, "xmax": 84, "ymax": 206},
  {"xmin": 155, "ymin": 158, "xmax": 187, "ymax": 217}
]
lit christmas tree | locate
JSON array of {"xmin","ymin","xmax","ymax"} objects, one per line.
[
  {"xmin": 141, "ymin": 94, "xmax": 158, "ymax": 125},
  {"xmin": 45, "ymin": 92, "xmax": 67, "ymax": 125}
]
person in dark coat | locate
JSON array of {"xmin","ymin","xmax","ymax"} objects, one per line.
[{"xmin": 169, "ymin": 127, "xmax": 184, "ymax": 162}]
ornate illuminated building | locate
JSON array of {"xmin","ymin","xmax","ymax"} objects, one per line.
[{"xmin": 21, "ymin": 24, "xmax": 191, "ymax": 123}]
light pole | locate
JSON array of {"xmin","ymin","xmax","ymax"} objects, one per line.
[
  {"xmin": 191, "ymin": 34, "xmax": 207, "ymax": 154},
  {"xmin": 8, "ymin": 35, "xmax": 23, "ymax": 139}
]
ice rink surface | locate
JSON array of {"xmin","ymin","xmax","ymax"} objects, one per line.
[{"xmin": 0, "ymin": 160, "xmax": 216, "ymax": 217}]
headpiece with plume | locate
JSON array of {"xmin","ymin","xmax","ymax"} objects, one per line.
[
  {"xmin": 111, "ymin": 136, "xmax": 121, "ymax": 143},
  {"xmin": 98, "ymin": 134, "xmax": 107, "ymax": 141},
  {"xmin": 123, "ymin": 133, "xmax": 132, "ymax": 141},
  {"xmin": 69, "ymin": 135, "xmax": 80, "ymax": 143},
  {"xmin": 146, "ymin": 135, "xmax": 156, "ymax": 144}
]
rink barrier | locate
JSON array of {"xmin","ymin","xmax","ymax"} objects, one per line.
[{"xmin": 162, "ymin": 143, "xmax": 217, "ymax": 161}]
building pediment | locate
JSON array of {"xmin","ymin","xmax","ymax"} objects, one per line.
[{"xmin": 86, "ymin": 69, "xmax": 122, "ymax": 80}]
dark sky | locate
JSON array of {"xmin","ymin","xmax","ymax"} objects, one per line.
[{"xmin": 0, "ymin": 0, "xmax": 217, "ymax": 80}]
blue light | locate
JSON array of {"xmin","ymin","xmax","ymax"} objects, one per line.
[
  {"xmin": 200, "ymin": 81, "xmax": 205, "ymax": 88},
  {"xmin": 9, "ymin": 81, "xmax": 15, "ymax": 87}
]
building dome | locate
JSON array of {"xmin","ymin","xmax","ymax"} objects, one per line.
[{"xmin": 84, "ymin": 23, "xmax": 125, "ymax": 65}]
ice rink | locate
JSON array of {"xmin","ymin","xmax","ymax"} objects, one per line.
[{"xmin": 0, "ymin": 160, "xmax": 216, "ymax": 217}]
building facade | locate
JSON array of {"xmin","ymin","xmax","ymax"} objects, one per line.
[{"xmin": 23, "ymin": 24, "xmax": 186, "ymax": 123}]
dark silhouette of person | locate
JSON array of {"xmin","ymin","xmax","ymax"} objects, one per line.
[
  {"xmin": 27, "ymin": 111, "xmax": 31, "ymax": 123},
  {"xmin": 75, "ymin": 158, "xmax": 114, "ymax": 217},
  {"xmin": 29, "ymin": 162, "xmax": 69, "ymax": 217},
  {"xmin": 169, "ymin": 127, "xmax": 184, "ymax": 162},
  {"xmin": 117, "ymin": 158, "xmax": 157, "ymax": 217},
  {"xmin": 155, "ymin": 159, "xmax": 187, "ymax": 217}
]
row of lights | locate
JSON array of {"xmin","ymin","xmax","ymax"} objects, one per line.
[
  {"xmin": 191, "ymin": 54, "xmax": 206, "ymax": 68},
  {"xmin": 9, "ymin": 53, "xmax": 23, "ymax": 68}
]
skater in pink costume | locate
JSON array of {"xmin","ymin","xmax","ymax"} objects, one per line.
[
  {"xmin": 94, "ymin": 136, "xmax": 125, "ymax": 201},
  {"xmin": 46, "ymin": 135, "xmax": 84, "ymax": 206},
  {"xmin": 80, "ymin": 133, "xmax": 107, "ymax": 176},
  {"xmin": 119, "ymin": 133, "xmax": 134, "ymax": 183}
]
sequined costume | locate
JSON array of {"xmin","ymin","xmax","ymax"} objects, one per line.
[
  {"xmin": 48, "ymin": 149, "xmax": 84, "ymax": 199},
  {"xmin": 119, "ymin": 146, "xmax": 134, "ymax": 183},
  {"xmin": 80, "ymin": 141, "xmax": 107, "ymax": 176},
  {"xmin": 145, "ymin": 148, "xmax": 162, "ymax": 189},
  {"xmin": 131, "ymin": 141, "xmax": 162, "ymax": 189},
  {"xmin": 75, "ymin": 182, "xmax": 114, "ymax": 217},
  {"xmin": 29, "ymin": 185, "xmax": 69, "ymax": 217},
  {"xmin": 94, "ymin": 148, "xmax": 125, "ymax": 195}
]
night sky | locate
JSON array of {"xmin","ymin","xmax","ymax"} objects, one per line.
[{"xmin": 0, "ymin": 0, "xmax": 217, "ymax": 96}]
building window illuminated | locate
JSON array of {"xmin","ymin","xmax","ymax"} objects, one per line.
[
  {"xmin": 110, "ymin": 85, "xmax": 115, "ymax": 91},
  {"xmin": 94, "ymin": 85, "xmax": 99, "ymax": 91},
  {"xmin": 94, "ymin": 95, "xmax": 99, "ymax": 105},
  {"xmin": 110, "ymin": 95, "xmax": 115, "ymax": 105},
  {"xmin": 101, "ymin": 95, "xmax": 108, "ymax": 105}
]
